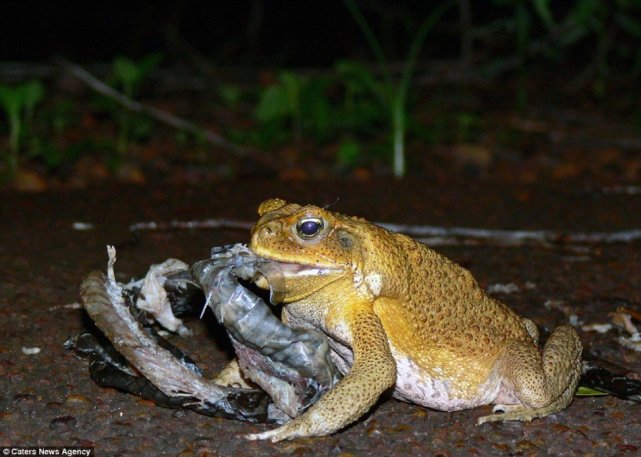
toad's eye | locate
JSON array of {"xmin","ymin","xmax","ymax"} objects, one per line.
[{"xmin": 296, "ymin": 217, "xmax": 324, "ymax": 239}]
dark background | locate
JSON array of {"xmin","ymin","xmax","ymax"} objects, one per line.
[
  {"xmin": 1, "ymin": 0, "xmax": 640, "ymax": 186},
  {"xmin": 0, "ymin": 1, "xmax": 593, "ymax": 66}
]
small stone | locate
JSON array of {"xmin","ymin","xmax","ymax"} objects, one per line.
[
  {"xmin": 65, "ymin": 394, "xmax": 92, "ymax": 404},
  {"xmin": 49, "ymin": 415, "xmax": 77, "ymax": 431},
  {"xmin": 14, "ymin": 168, "xmax": 48, "ymax": 192},
  {"xmin": 65, "ymin": 394, "xmax": 93, "ymax": 411},
  {"xmin": 13, "ymin": 393, "xmax": 37, "ymax": 404}
]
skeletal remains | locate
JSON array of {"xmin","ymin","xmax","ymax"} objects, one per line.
[{"xmin": 66, "ymin": 244, "xmax": 339, "ymax": 424}]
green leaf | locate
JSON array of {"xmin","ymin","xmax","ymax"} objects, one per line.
[
  {"xmin": 138, "ymin": 53, "xmax": 162, "ymax": 78},
  {"xmin": 112, "ymin": 54, "xmax": 161, "ymax": 98},
  {"xmin": 255, "ymin": 84, "xmax": 291, "ymax": 122},
  {"xmin": 21, "ymin": 80, "xmax": 44, "ymax": 122},
  {"xmin": 0, "ymin": 81, "xmax": 44, "ymax": 159},
  {"xmin": 343, "ymin": 0, "xmax": 393, "ymax": 89},
  {"xmin": 0, "ymin": 84, "xmax": 24, "ymax": 121},
  {"xmin": 21, "ymin": 80, "xmax": 44, "ymax": 108},
  {"xmin": 278, "ymin": 71, "xmax": 304, "ymax": 119},
  {"xmin": 574, "ymin": 386, "xmax": 610, "ymax": 397},
  {"xmin": 569, "ymin": 0, "xmax": 602, "ymax": 28},
  {"xmin": 575, "ymin": 386, "xmax": 609, "ymax": 397},
  {"xmin": 113, "ymin": 57, "xmax": 140, "ymax": 92},
  {"xmin": 337, "ymin": 138, "xmax": 361, "ymax": 168},
  {"xmin": 298, "ymin": 77, "xmax": 330, "ymax": 135},
  {"xmin": 530, "ymin": 0, "xmax": 555, "ymax": 29},
  {"xmin": 557, "ymin": 26, "xmax": 590, "ymax": 47},
  {"xmin": 336, "ymin": 60, "xmax": 389, "ymax": 106},
  {"xmin": 32, "ymin": 142, "xmax": 64, "ymax": 169},
  {"xmin": 615, "ymin": 11, "xmax": 641, "ymax": 38},
  {"xmin": 218, "ymin": 84, "xmax": 243, "ymax": 107}
]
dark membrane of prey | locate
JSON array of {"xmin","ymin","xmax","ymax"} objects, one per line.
[
  {"xmin": 67, "ymin": 244, "xmax": 339, "ymax": 424},
  {"xmin": 192, "ymin": 244, "xmax": 339, "ymax": 419}
]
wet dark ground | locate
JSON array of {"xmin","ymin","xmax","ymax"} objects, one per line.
[{"xmin": 1, "ymin": 177, "xmax": 641, "ymax": 456}]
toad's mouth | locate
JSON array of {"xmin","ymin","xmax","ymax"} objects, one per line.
[
  {"xmin": 252, "ymin": 258, "xmax": 344, "ymax": 304},
  {"xmin": 274, "ymin": 262, "xmax": 342, "ymax": 277}
]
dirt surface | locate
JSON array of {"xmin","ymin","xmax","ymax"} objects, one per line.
[{"xmin": 1, "ymin": 177, "xmax": 641, "ymax": 456}]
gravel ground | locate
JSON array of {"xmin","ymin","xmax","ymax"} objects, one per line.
[{"xmin": 1, "ymin": 177, "xmax": 640, "ymax": 456}]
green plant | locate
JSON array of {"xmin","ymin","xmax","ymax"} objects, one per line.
[
  {"xmin": 343, "ymin": 0, "xmax": 455, "ymax": 177},
  {"xmin": 110, "ymin": 54, "xmax": 162, "ymax": 156},
  {"xmin": 112, "ymin": 54, "xmax": 162, "ymax": 100},
  {"xmin": 217, "ymin": 84, "xmax": 244, "ymax": 108},
  {"xmin": 336, "ymin": 138, "xmax": 362, "ymax": 169},
  {"xmin": 0, "ymin": 80, "xmax": 44, "ymax": 178},
  {"xmin": 27, "ymin": 139, "xmax": 87, "ymax": 171},
  {"xmin": 45, "ymin": 98, "xmax": 76, "ymax": 137},
  {"xmin": 335, "ymin": 60, "xmax": 388, "ymax": 133},
  {"xmin": 455, "ymin": 112, "xmax": 482, "ymax": 143},
  {"xmin": 483, "ymin": 0, "xmax": 641, "ymax": 100},
  {"xmin": 254, "ymin": 71, "xmax": 331, "ymax": 146}
]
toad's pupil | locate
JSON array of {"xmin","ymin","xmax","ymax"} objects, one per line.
[{"xmin": 299, "ymin": 220, "xmax": 321, "ymax": 236}]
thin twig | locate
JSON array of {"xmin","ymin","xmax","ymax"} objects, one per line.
[
  {"xmin": 129, "ymin": 218, "xmax": 641, "ymax": 247},
  {"xmin": 56, "ymin": 58, "xmax": 274, "ymax": 169},
  {"xmin": 129, "ymin": 219, "xmax": 253, "ymax": 233}
]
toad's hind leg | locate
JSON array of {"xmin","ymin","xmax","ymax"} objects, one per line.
[{"xmin": 478, "ymin": 325, "xmax": 582, "ymax": 425}]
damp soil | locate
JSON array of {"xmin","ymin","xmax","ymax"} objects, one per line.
[{"xmin": 1, "ymin": 177, "xmax": 640, "ymax": 456}]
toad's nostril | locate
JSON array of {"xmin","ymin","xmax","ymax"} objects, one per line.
[{"xmin": 261, "ymin": 221, "xmax": 279, "ymax": 238}]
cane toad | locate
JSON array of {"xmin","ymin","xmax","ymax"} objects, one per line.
[{"xmin": 241, "ymin": 198, "xmax": 582, "ymax": 442}]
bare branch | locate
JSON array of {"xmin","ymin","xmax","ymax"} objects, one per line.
[
  {"xmin": 56, "ymin": 58, "xmax": 274, "ymax": 169},
  {"xmin": 129, "ymin": 219, "xmax": 253, "ymax": 233},
  {"xmin": 129, "ymin": 218, "xmax": 641, "ymax": 247}
]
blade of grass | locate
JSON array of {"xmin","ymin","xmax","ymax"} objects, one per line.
[
  {"xmin": 394, "ymin": 0, "xmax": 456, "ymax": 177},
  {"xmin": 343, "ymin": 0, "xmax": 394, "ymax": 94}
]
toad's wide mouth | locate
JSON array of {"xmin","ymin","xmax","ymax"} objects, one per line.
[
  {"xmin": 251, "ymin": 249, "xmax": 344, "ymax": 278},
  {"xmin": 275, "ymin": 262, "xmax": 342, "ymax": 277},
  {"xmin": 253, "ymin": 259, "xmax": 344, "ymax": 304}
]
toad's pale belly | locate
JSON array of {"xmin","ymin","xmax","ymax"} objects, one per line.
[
  {"xmin": 328, "ymin": 338, "xmax": 506, "ymax": 411},
  {"xmin": 389, "ymin": 346, "xmax": 503, "ymax": 411}
]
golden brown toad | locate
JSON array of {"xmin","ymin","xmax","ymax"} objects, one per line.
[{"xmin": 228, "ymin": 198, "xmax": 582, "ymax": 442}]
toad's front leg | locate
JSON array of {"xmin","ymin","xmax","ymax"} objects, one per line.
[{"xmin": 246, "ymin": 303, "xmax": 397, "ymax": 442}]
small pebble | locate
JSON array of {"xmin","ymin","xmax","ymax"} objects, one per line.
[
  {"xmin": 72, "ymin": 222, "xmax": 94, "ymax": 230},
  {"xmin": 581, "ymin": 323, "xmax": 613, "ymax": 333},
  {"xmin": 21, "ymin": 346, "xmax": 41, "ymax": 355},
  {"xmin": 65, "ymin": 394, "xmax": 93, "ymax": 409},
  {"xmin": 65, "ymin": 393, "xmax": 92, "ymax": 403},
  {"xmin": 13, "ymin": 393, "xmax": 37, "ymax": 404},
  {"xmin": 49, "ymin": 415, "xmax": 77, "ymax": 431},
  {"xmin": 487, "ymin": 283, "xmax": 520, "ymax": 294}
]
